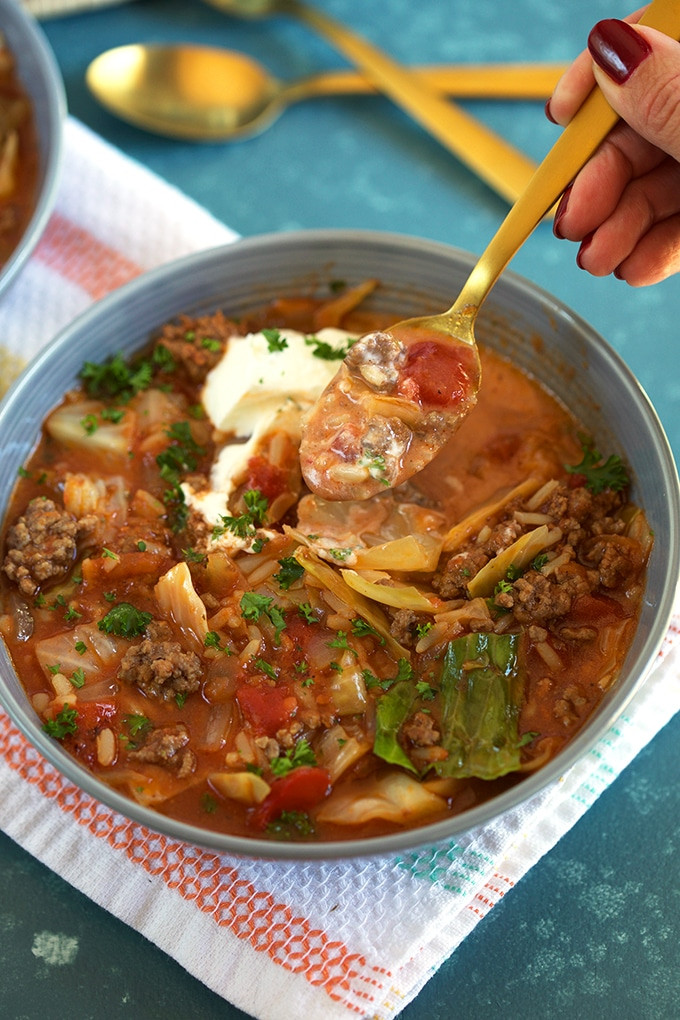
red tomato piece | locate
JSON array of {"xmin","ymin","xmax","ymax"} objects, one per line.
[
  {"xmin": 398, "ymin": 341, "xmax": 476, "ymax": 408},
  {"xmin": 244, "ymin": 455, "xmax": 287, "ymax": 502},
  {"xmin": 250, "ymin": 766, "xmax": 332, "ymax": 830},
  {"xmin": 64, "ymin": 701, "xmax": 116, "ymax": 767},
  {"xmin": 236, "ymin": 683, "xmax": 297, "ymax": 737}
]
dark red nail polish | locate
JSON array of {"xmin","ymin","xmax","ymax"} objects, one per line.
[
  {"xmin": 588, "ymin": 19, "xmax": 652, "ymax": 84},
  {"xmin": 576, "ymin": 232, "xmax": 595, "ymax": 270},
  {"xmin": 545, "ymin": 98, "xmax": 557, "ymax": 124},
  {"xmin": 553, "ymin": 184, "xmax": 572, "ymax": 239}
]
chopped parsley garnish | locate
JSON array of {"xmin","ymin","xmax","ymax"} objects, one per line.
[
  {"xmin": 239, "ymin": 592, "xmax": 286, "ymax": 643},
  {"xmin": 204, "ymin": 631, "xmax": 223, "ymax": 650},
  {"xmin": 565, "ymin": 435, "xmax": 629, "ymax": 494},
  {"xmin": 182, "ymin": 547, "xmax": 206, "ymax": 564},
  {"xmin": 43, "ymin": 704, "xmax": 78, "ymax": 740},
  {"xmin": 415, "ymin": 621, "xmax": 433, "ymax": 640},
  {"xmin": 201, "ymin": 792, "xmax": 218, "ymax": 813},
  {"xmin": 98, "ymin": 602, "xmax": 153, "ymax": 638},
  {"xmin": 328, "ymin": 547, "xmax": 352, "ymax": 561},
  {"xmin": 262, "ymin": 327, "xmax": 288, "ymax": 352},
  {"xmin": 351, "ymin": 617, "xmax": 385, "ymax": 644},
  {"xmin": 74, "ymin": 641, "xmax": 87, "ymax": 655},
  {"xmin": 254, "ymin": 658, "xmax": 277, "ymax": 680},
  {"xmin": 80, "ymin": 351, "xmax": 153, "ymax": 402},
  {"xmin": 327, "ymin": 630, "xmax": 358, "ymax": 657},
  {"xmin": 270, "ymin": 738, "xmax": 317, "ymax": 777},
  {"xmin": 415, "ymin": 680, "xmax": 436, "ymax": 701},
  {"xmin": 152, "ymin": 344, "xmax": 176, "ymax": 372},
  {"xmin": 200, "ymin": 337, "xmax": 221, "ymax": 352},
  {"xmin": 121, "ymin": 713, "xmax": 152, "ymax": 749},
  {"xmin": 156, "ymin": 421, "xmax": 206, "ymax": 532},
  {"xmin": 363, "ymin": 657, "xmax": 415, "ymax": 691},
  {"xmin": 304, "ymin": 334, "xmax": 354, "ymax": 360},
  {"xmin": 358, "ymin": 451, "xmax": 389, "ymax": 485},
  {"xmin": 212, "ymin": 489, "xmax": 268, "ymax": 541},
  {"xmin": 273, "ymin": 556, "xmax": 304, "ymax": 590},
  {"xmin": 266, "ymin": 810, "xmax": 315, "ymax": 839},
  {"xmin": 70, "ymin": 667, "xmax": 86, "ymax": 689},
  {"xmin": 297, "ymin": 602, "xmax": 317, "ymax": 624},
  {"xmin": 80, "ymin": 413, "xmax": 99, "ymax": 435}
]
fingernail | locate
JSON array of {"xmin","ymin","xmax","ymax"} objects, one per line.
[
  {"xmin": 588, "ymin": 19, "xmax": 652, "ymax": 84},
  {"xmin": 576, "ymin": 232, "xmax": 595, "ymax": 270},
  {"xmin": 553, "ymin": 184, "xmax": 572, "ymax": 239},
  {"xmin": 545, "ymin": 98, "xmax": 557, "ymax": 124}
]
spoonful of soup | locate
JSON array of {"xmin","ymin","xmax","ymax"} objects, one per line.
[{"xmin": 300, "ymin": 0, "xmax": 680, "ymax": 501}]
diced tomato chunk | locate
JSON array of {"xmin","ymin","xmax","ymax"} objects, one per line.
[
  {"xmin": 236, "ymin": 683, "xmax": 297, "ymax": 737},
  {"xmin": 569, "ymin": 593, "xmax": 624, "ymax": 627},
  {"xmin": 244, "ymin": 456, "xmax": 287, "ymax": 502},
  {"xmin": 64, "ymin": 701, "xmax": 116, "ymax": 767},
  {"xmin": 250, "ymin": 766, "xmax": 332, "ymax": 830},
  {"xmin": 398, "ymin": 341, "xmax": 476, "ymax": 408}
]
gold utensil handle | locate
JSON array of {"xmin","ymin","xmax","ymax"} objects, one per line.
[
  {"xmin": 284, "ymin": 0, "xmax": 540, "ymax": 205},
  {"xmin": 452, "ymin": 0, "xmax": 680, "ymax": 313},
  {"xmin": 296, "ymin": 63, "xmax": 566, "ymax": 101}
]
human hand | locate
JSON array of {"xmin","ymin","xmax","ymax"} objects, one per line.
[{"xmin": 547, "ymin": 12, "xmax": 680, "ymax": 286}]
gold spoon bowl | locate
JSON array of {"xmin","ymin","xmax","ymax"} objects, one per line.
[{"xmin": 86, "ymin": 43, "xmax": 563, "ymax": 143}]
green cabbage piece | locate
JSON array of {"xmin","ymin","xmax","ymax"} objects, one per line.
[
  {"xmin": 373, "ymin": 680, "xmax": 419, "ymax": 774},
  {"xmin": 435, "ymin": 632, "xmax": 525, "ymax": 780}
]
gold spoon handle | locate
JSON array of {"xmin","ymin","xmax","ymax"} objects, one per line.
[
  {"xmin": 451, "ymin": 0, "xmax": 680, "ymax": 316},
  {"xmin": 285, "ymin": 63, "xmax": 566, "ymax": 102},
  {"xmin": 271, "ymin": 0, "xmax": 540, "ymax": 205}
]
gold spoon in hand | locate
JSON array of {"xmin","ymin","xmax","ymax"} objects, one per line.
[
  {"xmin": 86, "ymin": 44, "xmax": 564, "ymax": 143},
  {"xmin": 299, "ymin": 0, "xmax": 680, "ymax": 501}
]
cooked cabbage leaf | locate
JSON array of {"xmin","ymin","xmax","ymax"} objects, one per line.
[
  {"xmin": 373, "ymin": 679, "xmax": 419, "ymax": 774},
  {"xmin": 435, "ymin": 632, "xmax": 525, "ymax": 780}
]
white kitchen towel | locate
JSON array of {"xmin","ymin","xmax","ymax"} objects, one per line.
[{"xmin": 0, "ymin": 117, "xmax": 679, "ymax": 1020}]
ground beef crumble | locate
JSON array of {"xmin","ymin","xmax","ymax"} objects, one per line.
[
  {"xmin": 155, "ymin": 310, "xmax": 241, "ymax": 384},
  {"xmin": 3, "ymin": 497, "xmax": 96, "ymax": 596},
  {"xmin": 118, "ymin": 621, "xmax": 202, "ymax": 701},
  {"xmin": 127, "ymin": 723, "xmax": 196, "ymax": 777}
]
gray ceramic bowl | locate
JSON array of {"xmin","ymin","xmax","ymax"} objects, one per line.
[
  {"xmin": 0, "ymin": 0, "xmax": 65, "ymax": 297},
  {"xmin": 0, "ymin": 230, "xmax": 677, "ymax": 860}
]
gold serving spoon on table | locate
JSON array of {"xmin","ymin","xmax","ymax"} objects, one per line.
[
  {"xmin": 200, "ymin": 0, "xmax": 556, "ymax": 205},
  {"xmin": 299, "ymin": 0, "xmax": 680, "ymax": 501},
  {"xmin": 86, "ymin": 43, "xmax": 564, "ymax": 143}
]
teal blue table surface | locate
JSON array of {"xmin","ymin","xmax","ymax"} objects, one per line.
[{"xmin": 2, "ymin": 0, "xmax": 680, "ymax": 1017}]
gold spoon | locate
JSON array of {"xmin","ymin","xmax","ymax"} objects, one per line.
[
  {"xmin": 299, "ymin": 0, "xmax": 680, "ymax": 501},
  {"xmin": 86, "ymin": 43, "xmax": 564, "ymax": 143}
]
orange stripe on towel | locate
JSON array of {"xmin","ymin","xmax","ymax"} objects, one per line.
[
  {"xmin": 34, "ymin": 212, "xmax": 143, "ymax": 299},
  {"xmin": 0, "ymin": 711, "xmax": 386, "ymax": 1013}
]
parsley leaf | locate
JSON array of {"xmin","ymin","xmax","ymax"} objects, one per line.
[
  {"xmin": 80, "ymin": 352, "xmax": 153, "ymax": 402},
  {"xmin": 565, "ymin": 435, "xmax": 629, "ymax": 494},
  {"xmin": 240, "ymin": 592, "xmax": 286, "ymax": 643},
  {"xmin": 273, "ymin": 556, "xmax": 304, "ymax": 590},
  {"xmin": 270, "ymin": 738, "xmax": 317, "ymax": 777},
  {"xmin": 212, "ymin": 489, "xmax": 268, "ymax": 541},
  {"xmin": 262, "ymin": 327, "xmax": 288, "ymax": 352},
  {"xmin": 351, "ymin": 617, "xmax": 385, "ymax": 644},
  {"xmin": 98, "ymin": 602, "xmax": 153, "ymax": 638},
  {"xmin": 43, "ymin": 704, "xmax": 78, "ymax": 739},
  {"xmin": 304, "ymin": 334, "xmax": 354, "ymax": 360}
]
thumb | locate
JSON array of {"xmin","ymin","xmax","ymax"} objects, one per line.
[{"xmin": 589, "ymin": 20, "xmax": 680, "ymax": 163}]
